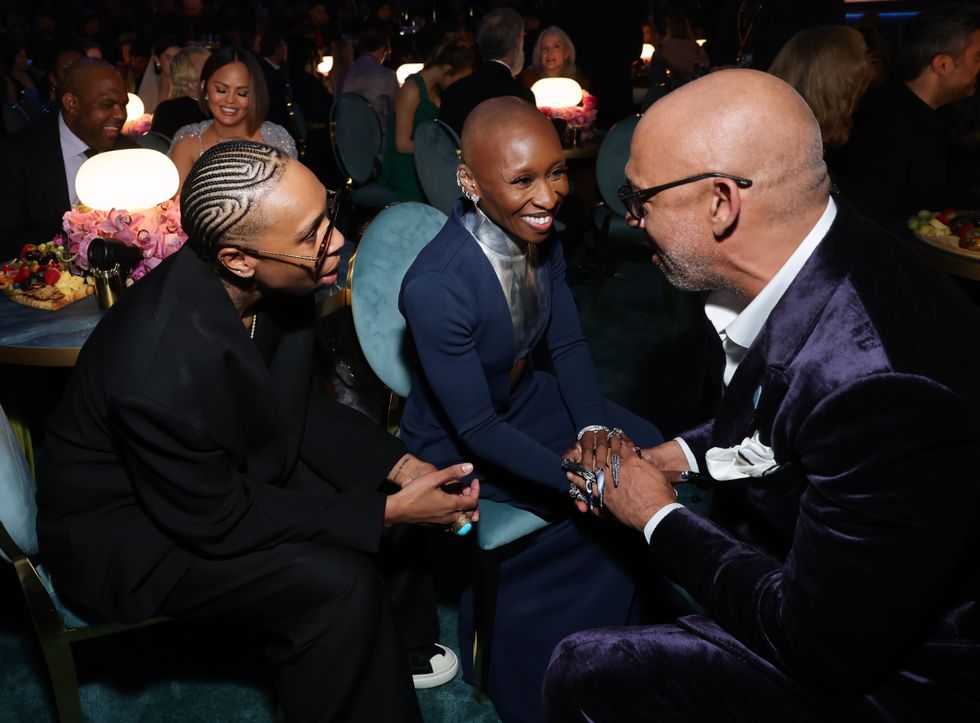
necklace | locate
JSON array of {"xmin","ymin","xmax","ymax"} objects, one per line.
[{"xmin": 250, "ymin": 313, "xmax": 258, "ymax": 339}]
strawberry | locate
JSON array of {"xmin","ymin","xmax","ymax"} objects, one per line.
[
  {"xmin": 14, "ymin": 266, "xmax": 31, "ymax": 283},
  {"xmin": 43, "ymin": 267, "xmax": 61, "ymax": 286}
]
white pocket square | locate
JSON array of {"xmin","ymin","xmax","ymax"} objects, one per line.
[{"xmin": 705, "ymin": 431, "xmax": 777, "ymax": 481}]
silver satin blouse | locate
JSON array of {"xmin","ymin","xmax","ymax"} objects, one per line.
[{"xmin": 463, "ymin": 206, "xmax": 550, "ymax": 364}]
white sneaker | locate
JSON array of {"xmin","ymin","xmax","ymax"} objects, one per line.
[{"xmin": 409, "ymin": 643, "xmax": 459, "ymax": 689}]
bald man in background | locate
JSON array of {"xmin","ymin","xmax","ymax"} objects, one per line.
[
  {"xmin": 544, "ymin": 69, "xmax": 980, "ymax": 721},
  {"xmin": 0, "ymin": 57, "xmax": 137, "ymax": 257}
]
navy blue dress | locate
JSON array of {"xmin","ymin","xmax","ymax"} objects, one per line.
[{"xmin": 399, "ymin": 201, "xmax": 662, "ymax": 722}]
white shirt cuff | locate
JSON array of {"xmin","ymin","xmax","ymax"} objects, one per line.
[
  {"xmin": 643, "ymin": 502, "xmax": 684, "ymax": 544},
  {"xmin": 674, "ymin": 437, "xmax": 699, "ymax": 473}
]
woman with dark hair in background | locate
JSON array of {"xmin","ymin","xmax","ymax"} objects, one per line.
[
  {"xmin": 137, "ymin": 35, "xmax": 181, "ymax": 112},
  {"xmin": 169, "ymin": 46, "xmax": 297, "ymax": 189}
]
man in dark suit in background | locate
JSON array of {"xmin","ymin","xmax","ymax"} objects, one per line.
[
  {"xmin": 841, "ymin": 4, "xmax": 980, "ymax": 227},
  {"xmin": 438, "ymin": 7, "xmax": 535, "ymax": 138},
  {"xmin": 545, "ymin": 69, "xmax": 980, "ymax": 721},
  {"xmin": 0, "ymin": 57, "xmax": 137, "ymax": 258}
]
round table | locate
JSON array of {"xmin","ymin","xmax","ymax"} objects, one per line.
[
  {"xmin": 909, "ymin": 235, "xmax": 980, "ymax": 282},
  {"xmin": 0, "ymin": 294, "xmax": 104, "ymax": 367}
]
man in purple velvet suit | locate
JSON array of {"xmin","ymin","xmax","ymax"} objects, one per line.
[{"xmin": 544, "ymin": 69, "xmax": 980, "ymax": 721}]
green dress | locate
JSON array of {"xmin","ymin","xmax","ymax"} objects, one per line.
[{"xmin": 378, "ymin": 73, "xmax": 439, "ymax": 202}]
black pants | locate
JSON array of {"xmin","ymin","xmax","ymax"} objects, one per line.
[{"xmin": 160, "ymin": 527, "xmax": 437, "ymax": 723}]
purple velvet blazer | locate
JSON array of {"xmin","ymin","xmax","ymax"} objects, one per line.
[{"xmin": 654, "ymin": 202, "xmax": 980, "ymax": 709}]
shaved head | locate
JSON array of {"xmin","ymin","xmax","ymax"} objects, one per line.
[
  {"xmin": 626, "ymin": 69, "xmax": 831, "ymax": 297},
  {"xmin": 461, "ymin": 96, "xmax": 553, "ymax": 164},
  {"xmin": 458, "ymin": 96, "xmax": 567, "ymax": 244},
  {"xmin": 629, "ymin": 69, "xmax": 828, "ymax": 218},
  {"xmin": 61, "ymin": 57, "xmax": 119, "ymax": 97}
]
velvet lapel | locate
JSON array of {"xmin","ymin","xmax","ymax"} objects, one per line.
[
  {"xmin": 43, "ymin": 117, "xmax": 71, "ymax": 218},
  {"xmin": 711, "ymin": 203, "xmax": 856, "ymax": 448}
]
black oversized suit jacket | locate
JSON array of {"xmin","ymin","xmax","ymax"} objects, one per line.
[
  {"xmin": 36, "ymin": 247, "xmax": 405, "ymax": 622},
  {"xmin": 0, "ymin": 114, "xmax": 138, "ymax": 258},
  {"xmin": 653, "ymin": 203, "xmax": 980, "ymax": 712},
  {"xmin": 438, "ymin": 61, "xmax": 536, "ymax": 138}
]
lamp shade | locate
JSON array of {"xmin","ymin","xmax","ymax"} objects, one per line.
[
  {"xmin": 125, "ymin": 93, "xmax": 145, "ymax": 122},
  {"xmin": 396, "ymin": 62, "xmax": 424, "ymax": 86},
  {"xmin": 531, "ymin": 77, "xmax": 583, "ymax": 109},
  {"xmin": 75, "ymin": 149, "xmax": 179, "ymax": 211},
  {"xmin": 316, "ymin": 55, "xmax": 334, "ymax": 75},
  {"xmin": 640, "ymin": 43, "xmax": 655, "ymax": 62}
]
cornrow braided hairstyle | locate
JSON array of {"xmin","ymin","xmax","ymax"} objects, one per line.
[{"xmin": 180, "ymin": 140, "xmax": 287, "ymax": 264}]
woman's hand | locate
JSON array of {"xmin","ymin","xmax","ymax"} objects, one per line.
[
  {"xmin": 384, "ymin": 462, "xmax": 481, "ymax": 527},
  {"xmin": 387, "ymin": 453, "xmax": 437, "ymax": 487},
  {"xmin": 565, "ymin": 453, "xmax": 677, "ymax": 530}
]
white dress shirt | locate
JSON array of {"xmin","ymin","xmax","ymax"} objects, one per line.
[
  {"xmin": 59, "ymin": 114, "xmax": 90, "ymax": 207},
  {"xmin": 643, "ymin": 197, "xmax": 838, "ymax": 543}
]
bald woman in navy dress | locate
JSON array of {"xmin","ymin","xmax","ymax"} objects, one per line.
[{"xmin": 398, "ymin": 97, "xmax": 662, "ymax": 722}]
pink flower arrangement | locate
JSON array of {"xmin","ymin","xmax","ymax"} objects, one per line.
[
  {"xmin": 538, "ymin": 92, "xmax": 599, "ymax": 140},
  {"xmin": 60, "ymin": 198, "xmax": 188, "ymax": 283},
  {"xmin": 123, "ymin": 113, "xmax": 153, "ymax": 139}
]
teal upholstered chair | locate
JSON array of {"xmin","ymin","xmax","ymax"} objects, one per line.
[
  {"xmin": 590, "ymin": 114, "xmax": 648, "ymax": 306},
  {"xmin": 0, "ymin": 404, "xmax": 169, "ymax": 722},
  {"xmin": 136, "ymin": 130, "xmax": 172, "ymax": 153},
  {"xmin": 348, "ymin": 202, "xmax": 550, "ymax": 699},
  {"xmin": 413, "ymin": 120, "xmax": 462, "ymax": 216},
  {"xmin": 330, "ymin": 93, "xmax": 398, "ymax": 212}
]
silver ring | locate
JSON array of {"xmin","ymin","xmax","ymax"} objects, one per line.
[{"xmin": 606, "ymin": 427, "xmax": 625, "ymax": 442}]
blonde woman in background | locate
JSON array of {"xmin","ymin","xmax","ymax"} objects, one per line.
[
  {"xmin": 769, "ymin": 26, "xmax": 874, "ymax": 180},
  {"xmin": 519, "ymin": 26, "xmax": 590, "ymax": 90},
  {"xmin": 151, "ymin": 44, "xmax": 211, "ymax": 140}
]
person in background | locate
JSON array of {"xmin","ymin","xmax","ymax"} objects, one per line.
[
  {"xmin": 137, "ymin": 35, "xmax": 181, "ymax": 113},
  {"xmin": 769, "ymin": 25, "xmax": 874, "ymax": 182},
  {"xmin": 0, "ymin": 58, "xmax": 137, "ymax": 257},
  {"xmin": 41, "ymin": 45, "xmax": 83, "ymax": 114},
  {"xmin": 544, "ymin": 67, "xmax": 980, "ymax": 723},
  {"xmin": 2, "ymin": 38, "xmax": 43, "ymax": 120},
  {"xmin": 438, "ymin": 8, "xmax": 535, "ymax": 138},
  {"xmin": 151, "ymin": 44, "xmax": 210, "ymax": 141},
  {"xmin": 259, "ymin": 29, "xmax": 303, "ymax": 145},
  {"xmin": 519, "ymin": 25, "xmax": 591, "ymax": 91},
  {"xmin": 335, "ymin": 25, "xmax": 398, "ymax": 160},
  {"xmin": 378, "ymin": 36, "xmax": 475, "ymax": 202},
  {"xmin": 840, "ymin": 4, "xmax": 980, "ymax": 227},
  {"xmin": 169, "ymin": 47, "xmax": 297, "ymax": 190},
  {"xmin": 288, "ymin": 36, "xmax": 338, "ymax": 186}
]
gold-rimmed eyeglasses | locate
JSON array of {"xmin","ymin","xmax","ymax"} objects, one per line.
[
  {"xmin": 233, "ymin": 189, "xmax": 343, "ymax": 270},
  {"xmin": 618, "ymin": 173, "xmax": 753, "ymax": 220}
]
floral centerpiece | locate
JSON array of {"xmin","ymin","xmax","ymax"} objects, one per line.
[
  {"xmin": 538, "ymin": 91, "xmax": 599, "ymax": 141},
  {"xmin": 123, "ymin": 113, "xmax": 153, "ymax": 139},
  {"xmin": 61, "ymin": 198, "xmax": 188, "ymax": 283}
]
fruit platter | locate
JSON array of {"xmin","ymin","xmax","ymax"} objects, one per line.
[
  {"xmin": 0, "ymin": 242, "xmax": 94, "ymax": 311},
  {"xmin": 908, "ymin": 209, "xmax": 980, "ymax": 258}
]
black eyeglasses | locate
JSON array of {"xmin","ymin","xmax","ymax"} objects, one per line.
[
  {"xmin": 234, "ymin": 189, "xmax": 343, "ymax": 270},
  {"xmin": 618, "ymin": 173, "xmax": 753, "ymax": 220}
]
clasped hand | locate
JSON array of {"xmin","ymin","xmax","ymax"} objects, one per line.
[
  {"xmin": 562, "ymin": 433, "xmax": 687, "ymax": 532},
  {"xmin": 384, "ymin": 461, "xmax": 481, "ymax": 528}
]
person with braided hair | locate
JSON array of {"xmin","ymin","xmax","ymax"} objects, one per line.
[{"xmin": 37, "ymin": 141, "xmax": 477, "ymax": 721}]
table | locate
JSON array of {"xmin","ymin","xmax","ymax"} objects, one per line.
[
  {"xmin": 0, "ymin": 294, "xmax": 104, "ymax": 367},
  {"xmin": 909, "ymin": 236, "xmax": 980, "ymax": 282}
]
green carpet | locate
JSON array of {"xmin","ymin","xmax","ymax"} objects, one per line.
[{"xmin": 0, "ymin": 245, "xmax": 710, "ymax": 722}]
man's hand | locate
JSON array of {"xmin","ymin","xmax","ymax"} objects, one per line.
[
  {"xmin": 384, "ymin": 462, "xmax": 481, "ymax": 527},
  {"xmin": 566, "ymin": 453, "xmax": 678, "ymax": 531},
  {"xmin": 639, "ymin": 439, "xmax": 690, "ymax": 472}
]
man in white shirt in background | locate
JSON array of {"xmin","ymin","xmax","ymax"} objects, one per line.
[{"xmin": 544, "ymin": 69, "xmax": 980, "ymax": 722}]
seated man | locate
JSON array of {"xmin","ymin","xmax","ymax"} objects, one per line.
[
  {"xmin": 36, "ymin": 141, "xmax": 479, "ymax": 722},
  {"xmin": 546, "ymin": 69, "xmax": 980, "ymax": 721},
  {"xmin": 0, "ymin": 57, "xmax": 138, "ymax": 258},
  {"xmin": 840, "ymin": 4, "xmax": 980, "ymax": 226},
  {"xmin": 335, "ymin": 25, "xmax": 398, "ymax": 160},
  {"xmin": 438, "ymin": 7, "xmax": 535, "ymax": 138}
]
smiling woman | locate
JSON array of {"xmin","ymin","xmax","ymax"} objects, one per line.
[
  {"xmin": 398, "ymin": 96, "xmax": 663, "ymax": 722},
  {"xmin": 167, "ymin": 47, "xmax": 297, "ymax": 190}
]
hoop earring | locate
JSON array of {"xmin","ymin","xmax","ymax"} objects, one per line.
[{"xmin": 457, "ymin": 168, "xmax": 479, "ymax": 204}]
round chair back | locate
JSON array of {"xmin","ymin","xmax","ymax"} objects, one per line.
[
  {"xmin": 413, "ymin": 120, "xmax": 461, "ymax": 216},
  {"xmin": 595, "ymin": 115, "xmax": 641, "ymax": 218},
  {"xmin": 331, "ymin": 93, "xmax": 383, "ymax": 185}
]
